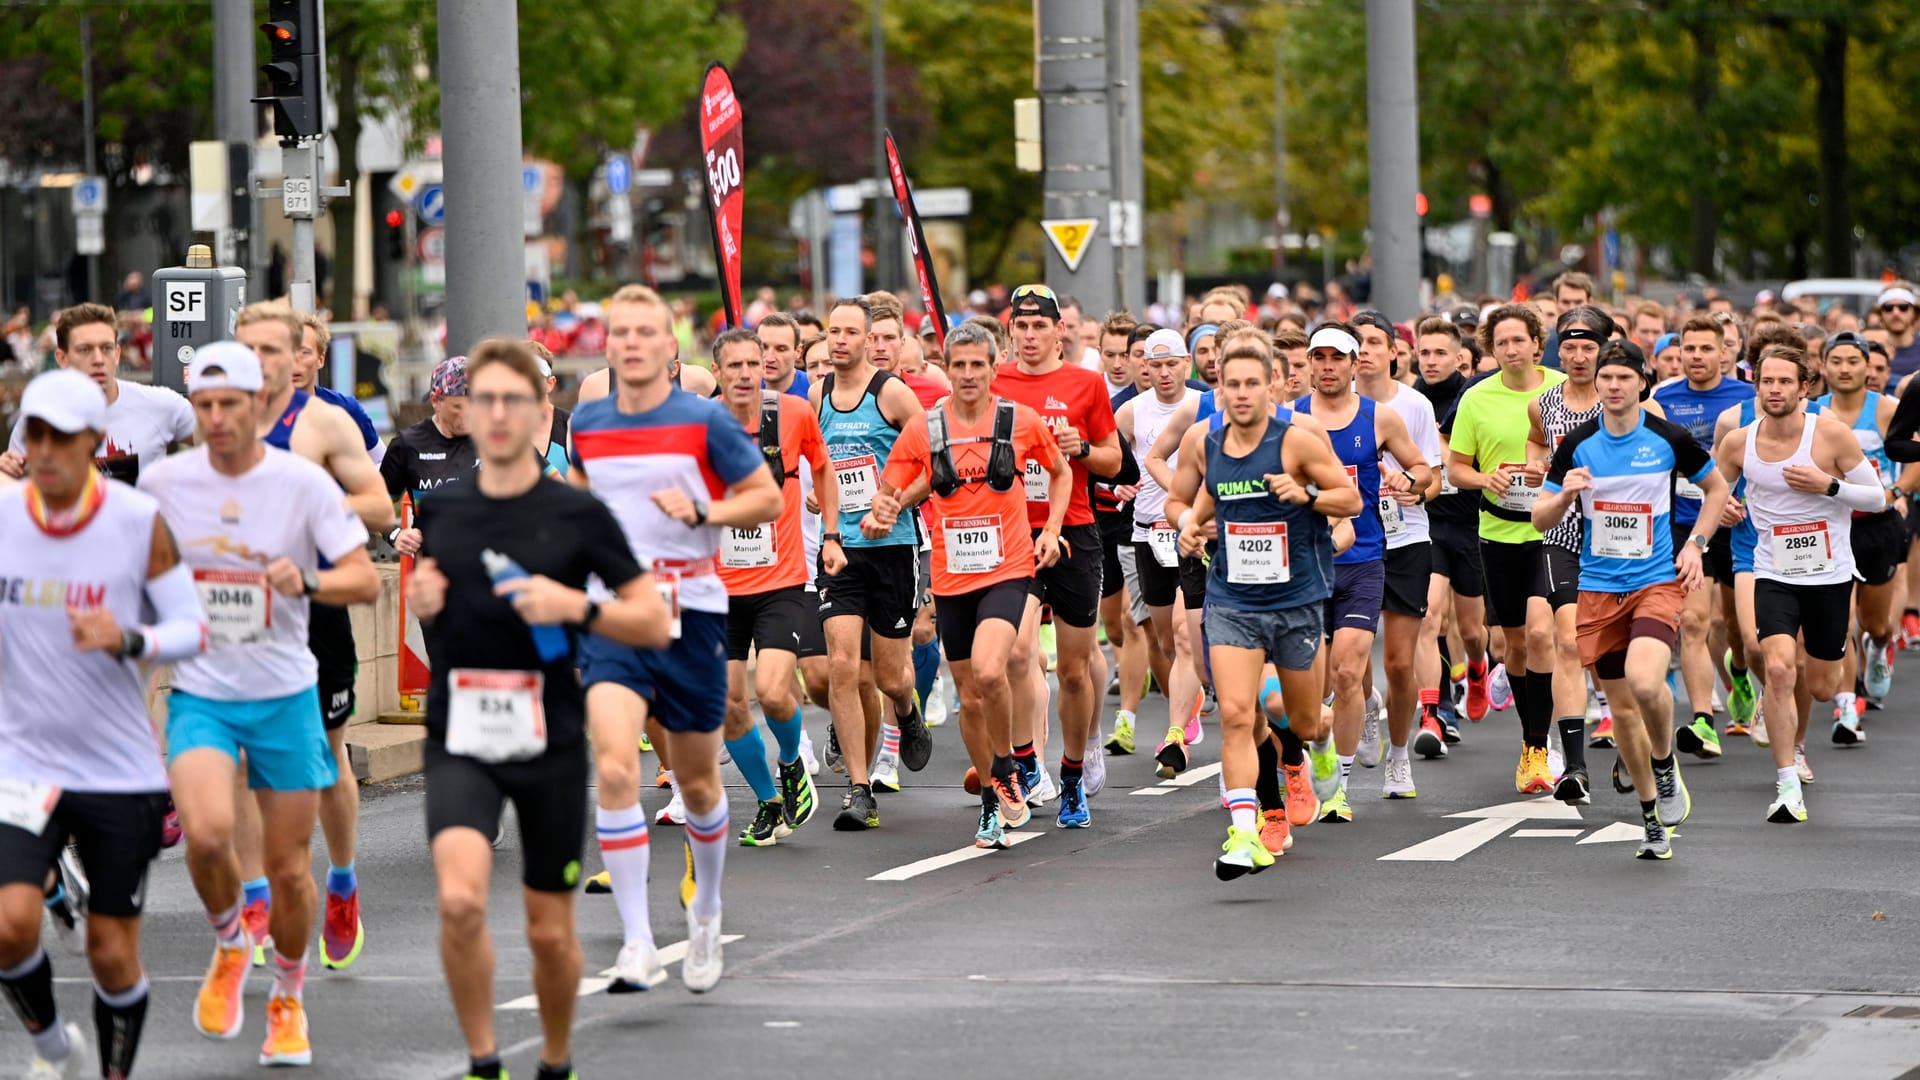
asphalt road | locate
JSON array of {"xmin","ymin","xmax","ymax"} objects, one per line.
[{"xmin": 28, "ymin": 664, "xmax": 1920, "ymax": 1079}]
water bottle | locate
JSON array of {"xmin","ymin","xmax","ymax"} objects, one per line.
[{"xmin": 481, "ymin": 548, "xmax": 572, "ymax": 664}]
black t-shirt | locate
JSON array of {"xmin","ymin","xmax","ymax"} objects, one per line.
[
  {"xmin": 381, "ymin": 417, "xmax": 478, "ymax": 500},
  {"xmin": 416, "ymin": 476, "xmax": 643, "ymax": 750},
  {"xmin": 548, "ymin": 405, "xmax": 572, "ymax": 453},
  {"xmin": 1419, "ymin": 371, "xmax": 1480, "ymax": 528}
]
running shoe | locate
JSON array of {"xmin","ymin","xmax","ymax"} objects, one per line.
[
  {"xmin": 653, "ymin": 764, "xmax": 671, "ymax": 789},
  {"xmin": 1283, "ymin": 761, "xmax": 1319, "ymax": 827},
  {"xmin": 1027, "ymin": 763, "xmax": 1057, "ymax": 807},
  {"xmin": 1055, "ymin": 775, "xmax": 1090, "ymax": 829},
  {"xmin": 1611, "ymin": 757, "xmax": 1632, "ymax": 795},
  {"xmin": 607, "ymin": 939, "xmax": 665, "ymax": 993},
  {"xmin": 1382, "ymin": 757, "xmax": 1416, "ymax": 799},
  {"xmin": 991, "ymin": 770, "xmax": 1030, "ymax": 829},
  {"xmin": 825, "ymin": 723, "xmax": 845, "ymax": 774},
  {"xmin": 798, "ymin": 727, "xmax": 821, "ymax": 776},
  {"xmin": 1154, "ymin": 725, "xmax": 1188, "ymax": 779},
  {"xmin": 1725, "ymin": 719, "xmax": 1750, "ymax": 738},
  {"xmin": 1724, "ymin": 648, "xmax": 1757, "ymax": 729},
  {"xmin": 1084, "ymin": 745, "xmax": 1107, "ymax": 797},
  {"xmin": 320, "ymin": 889, "xmax": 364, "ymax": 970},
  {"xmin": 1357, "ymin": 689, "xmax": 1385, "ymax": 768},
  {"xmin": 683, "ymin": 910, "xmax": 724, "ymax": 993},
  {"xmin": 1413, "ymin": 712, "xmax": 1447, "ymax": 759},
  {"xmin": 679, "ymin": 841, "xmax": 695, "ymax": 910},
  {"xmin": 193, "ymin": 942, "xmax": 249, "ymax": 1040},
  {"xmin": 1751, "ymin": 711, "xmax": 1772, "ymax": 748},
  {"xmin": 927, "ymin": 678, "xmax": 950, "ymax": 728},
  {"xmin": 1904, "ymin": 611, "xmax": 1920, "ymax": 649},
  {"xmin": 1654, "ymin": 757, "xmax": 1691, "ymax": 826},
  {"xmin": 1546, "ymin": 729, "xmax": 1565, "ymax": 782},
  {"xmin": 833, "ymin": 785, "xmax": 880, "ymax": 831},
  {"xmin": 1674, "ymin": 717, "xmax": 1722, "ymax": 759},
  {"xmin": 1865, "ymin": 633, "xmax": 1894, "ymax": 700},
  {"xmin": 638, "ymin": 731, "xmax": 653, "ymax": 754},
  {"xmin": 1795, "ymin": 744, "xmax": 1814, "ymax": 784},
  {"xmin": 258, "ymin": 994, "xmax": 311, "ymax": 1067},
  {"xmin": 1214, "ymin": 826, "xmax": 1276, "ymax": 880},
  {"xmin": 1636, "ymin": 817, "xmax": 1672, "ymax": 860},
  {"xmin": 739, "ymin": 800, "xmax": 789, "ymax": 847},
  {"xmin": 897, "ymin": 699, "xmax": 934, "ymax": 772},
  {"xmin": 718, "ymin": 743, "xmax": 732, "ymax": 765},
  {"xmin": 243, "ymin": 898, "xmax": 271, "ymax": 968},
  {"xmin": 1465, "ymin": 663, "xmax": 1490, "ymax": 721},
  {"xmin": 1440, "ymin": 716, "xmax": 1463, "ymax": 744},
  {"xmin": 161, "ymin": 802, "xmax": 182, "ymax": 849},
  {"xmin": 1515, "ymin": 746, "xmax": 1553, "ymax": 794},
  {"xmin": 654, "ymin": 788, "xmax": 687, "ymax": 825},
  {"xmin": 1588, "ymin": 716, "xmax": 1616, "ymax": 749},
  {"xmin": 1106, "ymin": 713, "xmax": 1136, "ymax": 755},
  {"xmin": 1487, "ymin": 663, "xmax": 1513, "ymax": 712},
  {"xmin": 871, "ymin": 755, "xmax": 903, "ymax": 794},
  {"xmin": 24, "ymin": 1021, "xmax": 89, "ymax": 1080},
  {"xmin": 584, "ymin": 871, "xmax": 612, "ymax": 894},
  {"xmin": 1259, "ymin": 809, "xmax": 1293, "ymax": 855},
  {"xmin": 962, "ymin": 766, "xmax": 982, "ymax": 795},
  {"xmin": 1307, "ymin": 740, "xmax": 1340, "ymax": 803},
  {"xmin": 1317, "ymin": 788, "xmax": 1353, "ymax": 823},
  {"xmin": 1554, "ymin": 766, "xmax": 1592, "ymax": 807},
  {"xmin": 778, "ymin": 758, "xmax": 817, "ymax": 830},
  {"xmin": 1200, "ymin": 685, "xmax": 1217, "ymax": 717},
  {"xmin": 1106, "ymin": 672, "xmax": 1121, "ymax": 697},
  {"xmin": 1767, "ymin": 781, "xmax": 1808, "ymax": 824},
  {"xmin": 42, "ymin": 882, "xmax": 81, "ymax": 955},
  {"xmin": 1183, "ymin": 700, "xmax": 1204, "ymax": 747},
  {"xmin": 975, "ymin": 803, "xmax": 1007, "ymax": 849},
  {"xmin": 1832, "ymin": 703, "xmax": 1864, "ymax": 745}
]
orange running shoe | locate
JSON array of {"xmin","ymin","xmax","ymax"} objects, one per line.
[
  {"xmin": 1465, "ymin": 662, "xmax": 1490, "ymax": 722},
  {"xmin": 1282, "ymin": 761, "xmax": 1319, "ymax": 827},
  {"xmin": 258, "ymin": 994, "xmax": 312, "ymax": 1066},
  {"xmin": 1259, "ymin": 808, "xmax": 1293, "ymax": 856},
  {"xmin": 963, "ymin": 766, "xmax": 981, "ymax": 795},
  {"xmin": 193, "ymin": 942, "xmax": 249, "ymax": 1040},
  {"xmin": 242, "ymin": 899, "xmax": 271, "ymax": 967}
]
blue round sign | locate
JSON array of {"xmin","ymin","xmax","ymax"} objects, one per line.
[
  {"xmin": 606, "ymin": 156, "xmax": 631, "ymax": 196},
  {"xmin": 413, "ymin": 184, "xmax": 446, "ymax": 226}
]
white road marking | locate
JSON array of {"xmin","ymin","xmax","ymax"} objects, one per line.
[
  {"xmin": 1511, "ymin": 828, "xmax": 1585, "ymax": 838},
  {"xmin": 764, "ymin": 1021, "xmax": 802, "ymax": 1028},
  {"xmin": 1159, "ymin": 761, "xmax": 1223, "ymax": 788},
  {"xmin": 498, "ymin": 935, "xmax": 743, "ymax": 1010},
  {"xmin": 867, "ymin": 831, "xmax": 1042, "ymax": 881},
  {"xmin": 1445, "ymin": 795, "xmax": 1581, "ymax": 820},
  {"xmin": 1129, "ymin": 787, "xmax": 1175, "ymax": 796},
  {"xmin": 1577, "ymin": 821, "xmax": 1647, "ymax": 845},
  {"xmin": 1378, "ymin": 817, "xmax": 1520, "ymax": 861}
]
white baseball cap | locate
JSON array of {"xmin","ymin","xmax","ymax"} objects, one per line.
[
  {"xmin": 1878, "ymin": 286, "xmax": 1917, "ymax": 309},
  {"xmin": 20, "ymin": 369, "xmax": 107, "ymax": 434},
  {"xmin": 185, "ymin": 340, "xmax": 265, "ymax": 393},
  {"xmin": 1140, "ymin": 328, "xmax": 1189, "ymax": 359}
]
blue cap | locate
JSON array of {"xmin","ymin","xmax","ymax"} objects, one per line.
[{"xmin": 1654, "ymin": 332, "xmax": 1679, "ymax": 356}]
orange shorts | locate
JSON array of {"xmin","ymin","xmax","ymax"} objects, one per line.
[{"xmin": 1576, "ymin": 581, "xmax": 1684, "ymax": 677}]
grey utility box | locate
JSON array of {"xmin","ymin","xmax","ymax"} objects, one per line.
[{"xmin": 150, "ymin": 244, "xmax": 247, "ymax": 393}]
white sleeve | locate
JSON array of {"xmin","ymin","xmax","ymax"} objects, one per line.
[
  {"xmin": 169, "ymin": 391, "xmax": 197, "ymax": 443},
  {"xmin": 304, "ymin": 461, "xmax": 371, "ymax": 563},
  {"xmin": 7, "ymin": 411, "xmax": 22, "ymax": 457},
  {"xmin": 1414, "ymin": 401, "xmax": 1444, "ymax": 467}
]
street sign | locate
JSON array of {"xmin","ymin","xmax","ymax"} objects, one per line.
[
  {"xmin": 413, "ymin": 184, "xmax": 446, "ymax": 226},
  {"xmin": 522, "ymin": 164, "xmax": 544, "ymax": 237},
  {"xmin": 283, "ymin": 175, "xmax": 314, "ymax": 216},
  {"xmin": 1041, "ymin": 218, "xmax": 1099, "ymax": 272},
  {"xmin": 387, "ymin": 160, "xmax": 440, "ymax": 201},
  {"xmin": 163, "ymin": 280, "xmax": 209, "ymax": 323},
  {"xmin": 605, "ymin": 155, "xmax": 631, "ymax": 196},
  {"xmin": 71, "ymin": 175, "xmax": 107, "ymax": 216},
  {"xmin": 635, "ymin": 168, "xmax": 673, "ymax": 189},
  {"xmin": 75, "ymin": 214, "xmax": 104, "ymax": 256},
  {"xmin": 1108, "ymin": 200, "xmax": 1142, "ymax": 247},
  {"xmin": 417, "ymin": 226, "xmax": 446, "ymax": 263}
]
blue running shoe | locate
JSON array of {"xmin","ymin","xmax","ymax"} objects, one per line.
[{"xmin": 1056, "ymin": 775, "xmax": 1090, "ymax": 828}]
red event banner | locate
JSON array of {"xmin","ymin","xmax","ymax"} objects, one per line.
[
  {"xmin": 699, "ymin": 62, "xmax": 744, "ymax": 328},
  {"xmin": 884, "ymin": 129, "xmax": 949, "ymax": 349}
]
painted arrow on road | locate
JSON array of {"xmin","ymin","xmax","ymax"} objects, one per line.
[{"xmin": 1378, "ymin": 796, "xmax": 1580, "ymax": 862}]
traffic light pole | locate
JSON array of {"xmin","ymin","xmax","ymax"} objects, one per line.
[
  {"xmin": 213, "ymin": 0, "xmax": 261, "ymax": 293},
  {"xmin": 1364, "ymin": 0, "xmax": 1421, "ymax": 320},
  {"xmin": 437, "ymin": 0, "xmax": 528, "ymax": 355}
]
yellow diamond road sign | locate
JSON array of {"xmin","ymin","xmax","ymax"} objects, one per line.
[{"xmin": 1042, "ymin": 218, "xmax": 1099, "ymax": 273}]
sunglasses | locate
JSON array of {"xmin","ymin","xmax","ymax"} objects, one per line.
[
  {"xmin": 1011, "ymin": 284, "xmax": 1056, "ymax": 301},
  {"xmin": 1883, "ymin": 303, "xmax": 1914, "ymax": 314}
]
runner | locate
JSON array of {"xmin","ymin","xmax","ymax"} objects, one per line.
[
  {"xmin": 569, "ymin": 285, "xmax": 782, "ymax": 993},
  {"xmin": 1413, "ymin": 316, "xmax": 1489, "ymax": 738},
  {"xmin": 866, "ymin": 320, "xmax": 1069, "ymax": 845},
  {"xmin": 0, "ymin": 369, "xmax": 207, "ymax": 1080},
  {"xmin": 1712, "ymin": 343, "xmax": 1882, "ymax": 823},
  {"xmin": 407, "ymin": 339, "xmax": 671, "ymax": 1080},
  {"xmin": 1532, "ymin": 344, "xmax": 1729, "ymax": 856},
  {"xmin": 142, "ymin": 341, "xmax": 381, "ymax": 1067},
  {"xmin": 291, "ymin": 312, "xmax": 382, "ymax": 464},
  {"xmin": 382, "ymin": 356, "xmax": 477, "ymax": 507},
  {"xmin": 756, "ymin": 312, "xmax": 810, "ymax": 397},
  {"xmin": 1096, "ymin": 311, "xmax": 1151, "ymax": 761},
  {"xmin": 711, "ymin": 329, "xmax": 828, "ymax": 845},
  {"xmin": 1162, "ymin": 336, "xmax": 1357, "ymax": 876},
  {"xmin": 1446, "ymin": 304, "xmax": 1566, "ymax": 793},
  {"xmin": 811, "ymin": 297, "xmax": 932, "ymax": 831}
]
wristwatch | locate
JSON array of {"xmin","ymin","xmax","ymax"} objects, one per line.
[
  {"xmin": 1826, "ymin": 478, "xmax": 1842, "ymax": 498},
  {"xmin": 301, "ymin": 567, "xmax": 321, "ymax": 596},
  {"xmin": 823, "ymin": 531, "xmax": 844, "ymax": 547},
  {"xmin": 1687, "ymin": 533, "xmax": 1710, "ymax": 552},
  {"xmin": 1304, "ymin": 483, "xmax": 1320, "ymax": 509},
  {"xmin": 580, "ymin": 599, "xmax": 601, "ymax": 629},
  {"xmin": 1075, "ymin": 441, "xmax": 1092, "ymax": 460},
  {"xmin": 692, "ymin": 501, "xmax": 711, "ymax": 526}
]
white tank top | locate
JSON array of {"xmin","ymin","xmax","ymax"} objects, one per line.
[
  {"xmin": 141, "ymin": 446, "xmax": 371, "ymax": 701},
  {"xmin": 1130, "ymin": 388, "xmax": 1200, "ymax": 538},
  {"xmin": 1378, "ymin": 384, "xmax": 1443, "ymax": 549},
  {"xmin": 1745, "ymin": 415, "xmax": 1854, "ymax": 586},
  {"xmin": 0, "ymin": 480, "xmax": 171, "ymax": 792}
]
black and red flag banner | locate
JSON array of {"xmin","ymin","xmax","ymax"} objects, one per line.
[
  {"xmin": 698, "ymin": 62, "xmax": 745, "ymax": 328},
  {"xmin": 884, "ymin": 129, "xmax": 949, "ymax": 349}
]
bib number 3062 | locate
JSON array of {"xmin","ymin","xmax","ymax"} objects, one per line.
[{"xmin": 446, "ymin": 670, "xmax": 547, "ymax": 763}]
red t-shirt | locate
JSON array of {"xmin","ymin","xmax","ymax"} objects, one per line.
[
  {"xmin": 717, "ymin": 396, "xmax": 827, "ymax": 597},
  {"xmin": 991, "ymin": 361, "xmax": 1117, "ymax": 527},
  {"xmin": 902, "ymin": 372, "xmax": 947, "ymax": 411}
]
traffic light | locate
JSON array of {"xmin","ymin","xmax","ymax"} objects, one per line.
[
  {"xmin": 254, "ymin": 0, "xmax": 322, "ymax": 139},
  {"xmin": 384, "ymin": 209, "xmax": 407, "ymax": 261}
]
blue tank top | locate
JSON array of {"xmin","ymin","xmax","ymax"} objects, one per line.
[
  {"xmin": 264, "ymin": 390, "xmax": 310, "ymax": 451},
  {"xmin": 818, "ymin": 371, "xmax": 916, "ymax": 548},
  {"xmin": 1204, "ymin": 416, "xmax": 1333, "ymax": 611},
  {"xmin": 1195, "ymin": 389, "xmax": 1217, "ymax": 424},
  {"xmin": 1813, "ymin": 390, "xmax": 1894, "ymax": 489},
  {"xmin": 1295, "ymin": 394, "xmax": 1383, "ymax": 563}
]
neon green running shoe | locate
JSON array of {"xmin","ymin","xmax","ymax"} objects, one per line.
[
  {"xmin": 1723, "ymin": 649, "xmax": 1756, "ymax": 730},
  {"xmin": 1318, "ymin": 787, "xmax": 1353, "ymax": 823},
  {"xmin": 1673, "ymin": 717, "xmax": 1722, "ymax": 759},
  {"xmin": 1105, "ymin": 712, "xmax": 1136, "ymax": 755},
  {"xmin": 1308, "ymin": 740, "xmax": 1340, "ymax": 802},
  {"xmin": 1214, "ymin": 826, "xmax": 1276, "ymax": 880}
]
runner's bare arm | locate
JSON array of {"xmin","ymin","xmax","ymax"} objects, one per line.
[
  {"xmin": 689, "ymin": 464, "xmax": 782, "ymax": 529},
  {"xmin": 576, "ymin": 368, "xmax": 610, "ymax": 405},
  {"xmin": 1525, "ymin": 398, "xmax": 1548, "ymax": 462},
  {"xmin": 1289, "ymin": 433, "xmax": 1364, "ymax": 518},
  {"xmin": 305, "ymin": 401, "xmax": 396, "ymax": 532},
  {"xmin": 877, "ymin": 378, "xmax": 926, "ymax": 430},
  {"xmin": 1690, "ymin": 467, "xmax": 1732, "ymax": 544},
  {"xmin": 1375, "ymin": 405, "xmax": 1433, "ymax": 496}
]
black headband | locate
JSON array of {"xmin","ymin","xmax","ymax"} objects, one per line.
[{"xmin": 1561, "ymin": 327, "xmax": 1609, "ymax": 346}]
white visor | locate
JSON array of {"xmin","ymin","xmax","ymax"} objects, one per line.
[{"xmin": 1308, "ymin": 327, "xmax": 1359, "ymax": 355}]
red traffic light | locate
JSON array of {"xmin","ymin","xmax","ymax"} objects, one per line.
[
  {"xmin": 385, "ymin": 209, "xmax": 405, "ymax": 228},
  {"xmin": 1415, "ymin": 191, "xmax": 1429, "ymax": 218},
  {"xmin": 262, "ymin": 20, "xmax": 296, "ymax": 44}
]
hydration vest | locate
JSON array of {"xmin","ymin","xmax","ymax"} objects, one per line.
[
  {"xmin": 756, "ymin": 390, "xmax": 785, "ymax": 486},
  {"xmin": 927, "ymin": 399, "xmax": 1018, "ymax": 498}
]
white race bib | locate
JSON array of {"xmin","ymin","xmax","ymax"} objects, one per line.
[
  {"xmin": 833, "ymin": 455, "xmax": 878, "ymax": 513},
  {"xmin": 1440, "ymin": 469, "xmax": 1460, "ymax": 496},
  {"xmin": 0, "ymin": 779, "xmax": 58, "ymax": 836},
  {"xmin": 1496, "ymin": 463, "xmax": 1538, "ymax": 512},
  {"xmin": 1379, "ymin": 495, "xmax": 1405, "ymax": 536},
  {"xmin": 1770, "ymin": 521, "xmax": 1835, "ymax": 577},
  {"xmin": 720, "ymin": 524, "xmax": 776, "ymax": 569},
  {"xmin": 1590, "ymin": 500, "xmax": 1653, "ymax": 560},
  {"xmin": 1675, "ymin": 477, "xmax": 1705, "ymax": 501},
  {"xmin": 1148, "ymin": 520, "xmax": 1180, "ymax": 568},
  {"xmin": 194, "ymin": 569, "xmax": 272, "ymax": 649},
  {"xmin": 943, "ymin": 515, "xmax": 1003, "ymax": 575},
  {"xmin": 1024, "ymin": 458, "xmax": 1049, "ymax": 501},
  {"xmin": 655, "ymin": 576, "xmax": 683, "ymax": 640},
  {"xmin": 1224, "ymin": 521, "xmax": 1290, "ymax": 584},
  {"xmin": 446, "ymin": 670, "xmax": 547, "ymax": 763}
]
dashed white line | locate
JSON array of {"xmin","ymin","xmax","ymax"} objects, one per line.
[
  {"xmin": 1511, "ymin": 828, "xmax": 1584, "ymax": 838},
  {"xmin": 497, "ymin": 934, "xmax": 744, "ymax": 1010},
  {"xmin": 867, "ymin": 831, "xmax": 1042, "ymax": 881}
]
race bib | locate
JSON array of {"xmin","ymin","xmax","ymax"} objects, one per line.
[
  {"xmin": 1224, "ymin": 521, "xmax": 1290, "ymax": 584},
  {"xmin": 1440, "ymin": 468, "xmax": 1460, "ymax": 496},
  {"xmin": 0, "ymin": 779, "xmax": 58, "ymax": 836},
  {"xmin": 1675, "ymin": 477, "xmax": 1705, "ymax": 501},
  {"xmin": 1148, "ymin": 520, "xmax": 1180, "ymax": 568},
  {"xmin": 1770, "ymin": 521, "xmax": 1834, "ymax": 577},
  {"xmin": 655, "ymin": 575, "xmax": 683, "ymax": 640},
  {"xmin": 445, "ymin": 670, "xmax": 547, "ymax": 763},
  {"xmin": 1024, "ymin": 458, "xmax": 1049, "ymax": 501},
  {"xmin": 720, "ymin": 524, "xmax": 776, "ymax": 569},
  {"xmin": 943, "ymin": 515, "xmax": 1002, "ymax": 575},
  {"xmin": 194, "ymin": 569, "xmax": 272, "ymax": 648},
  {"xmin": 1590, "ymin": 501, "xmax": 1653, "ymax": 560},
  {"xmin": 1379, "ymin": 494, "xmax": 1405, "ymax": 536},
  {"xmin": 1496, "ymin": 463, "xmax": 1538, "ymax": 512},
  {"xmin": 833, "ymin": 455, "xmax": 878, "ymax": 513}
]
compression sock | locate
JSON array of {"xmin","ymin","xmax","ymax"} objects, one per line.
[
  {"xmin": 0, "ymin": 947, "xmax": 65, "ymax": 1062},
  {"xmin": 1524, "ymin": 671, "xmax": 1555, "ymax": 748},
  {"xmin": 94, "ymin": 976, "xmax": 148, "ymax": 1079},
  {"xmin": 595, "ymin": 803, "xmax": 654, "ymax": 947},
  {"xmin": 326, "ymin": 863, "xmax": 356, "ymax": 899},
  {"xmin": 1255, "ymin": 737, "xmax": 1284, "ymax": 810},
  {"xmin": 684, "ymin": 796, "xmax": 730, "ymax": 921},
  {"xmin": 768, "ymin": 706, "xmax": 805, "ymax": 764},
  {"xmin": 271, "ymin": 950, "xmax": 307, "ymax": 1001},
  {"xmin": 1558, "ymin": 716, "xmax": 1588, "ymax": 770},
  {"xmin": 1276, "ymin": 726, "xmax": 1307, "ymax": 767},
  {"xmin": 724, "ymin": 726, "xmax": 778, "ymax": 802}
]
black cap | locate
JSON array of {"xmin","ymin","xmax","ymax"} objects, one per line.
[
  {"xmin": 1824, "ymin": 330, "xmax": 1871, "ymax": 358},
  {"xmin": 1008, "ymin": 284, "xmax": 1062, "ymax": 322}
]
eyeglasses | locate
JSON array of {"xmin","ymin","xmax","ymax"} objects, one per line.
[
  {"xmin": 470, "ymin": 392, "xmax": 537, "ymax": 411},
  {"xmin": 1011, "ymin": 284, "xmax": 1056, "ymax": 300}
]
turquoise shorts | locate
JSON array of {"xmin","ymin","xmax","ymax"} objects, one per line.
[{"xmin": 167, "ymin": 686, "xmax": 339, "ymax": 792}]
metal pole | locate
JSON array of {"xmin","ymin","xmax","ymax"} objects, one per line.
[
  {"xmin": 79, "ymin": 12, "xmax": 98, "ymax": 303},
  {"xmin": 283, "ymin": 141, "xmax": 318, "ymax": 313},
  {"xmin": 1106, "ymin": 0, "xmax": 1144, "ymax": 315},
  {"xmin": 1364, "ymin": 0, "xmax": 1421, "ymax": 320},
  {"xmin": 212, "ymin": 0, "xmax": 260, "ymax": 291},
  {"xmin": 437, "ymin": 0, "xmax": 527, "ymax": 355},
  {"xmin": 1273, "ymin": 35, "xmax": 1289, "ymax": 276},
  {"xmin": 870, "ymin": 0, "xmax": 893, "ymax": 293},
  {"xmin": 1036, "ymin": 0, "xmax": 1115, "ymax": 316}
]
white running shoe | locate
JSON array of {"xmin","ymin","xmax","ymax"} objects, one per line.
[
  {"xmin": 24, "ymin": 1022, "xmax": 90, "ymax": 1080},
  {"xmin": 654, "ymin": 785, "xmax": 687, "ymax": 826},
  {"xmin": 1547, "ymin": 727, "xmax": 1565, "ymax": 782},
  {"xmin": 1357, "ymin": 688, "xmax": 1385, "ymax": 768},
  {"xmin": 927, "ymin": 678, "xmax": 950, "ymax": 728},
  {"xmin": 683, "ymin": 911, "xmax": 724, "ymax": 993},
  {"xmin": 1382, "ymin": 756, "xmax": 1416, "ymax": 799},
  {"xmin": 798, "ymin": 728, "xmax": 821, "ymax": 776},
  {"xmin": 871, "ymin": 755, "xmax": 903, "ymax": 793},
  {"xmin": 1488, "ymin": 663, "xmax": 1514, "ymax": 711},
  {"xmin": 607, "ymin": 940, "xmax": 666, "ymax": 993},
  {"xmin": 1083, "ymin": 744, "xmax": 1106, "ymax": 797},
  {"xmin": 718, "ymin": 743, "xmax": 732, "ymax": 765},
  {"xmin": 1030, "ymin": 765, "xmax": 1059, "ymax": 806}
]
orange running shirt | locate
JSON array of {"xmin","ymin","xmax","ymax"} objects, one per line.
[{"xmin": 718, "ymin": 395, "xmax": 827, "ymax": 597}]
